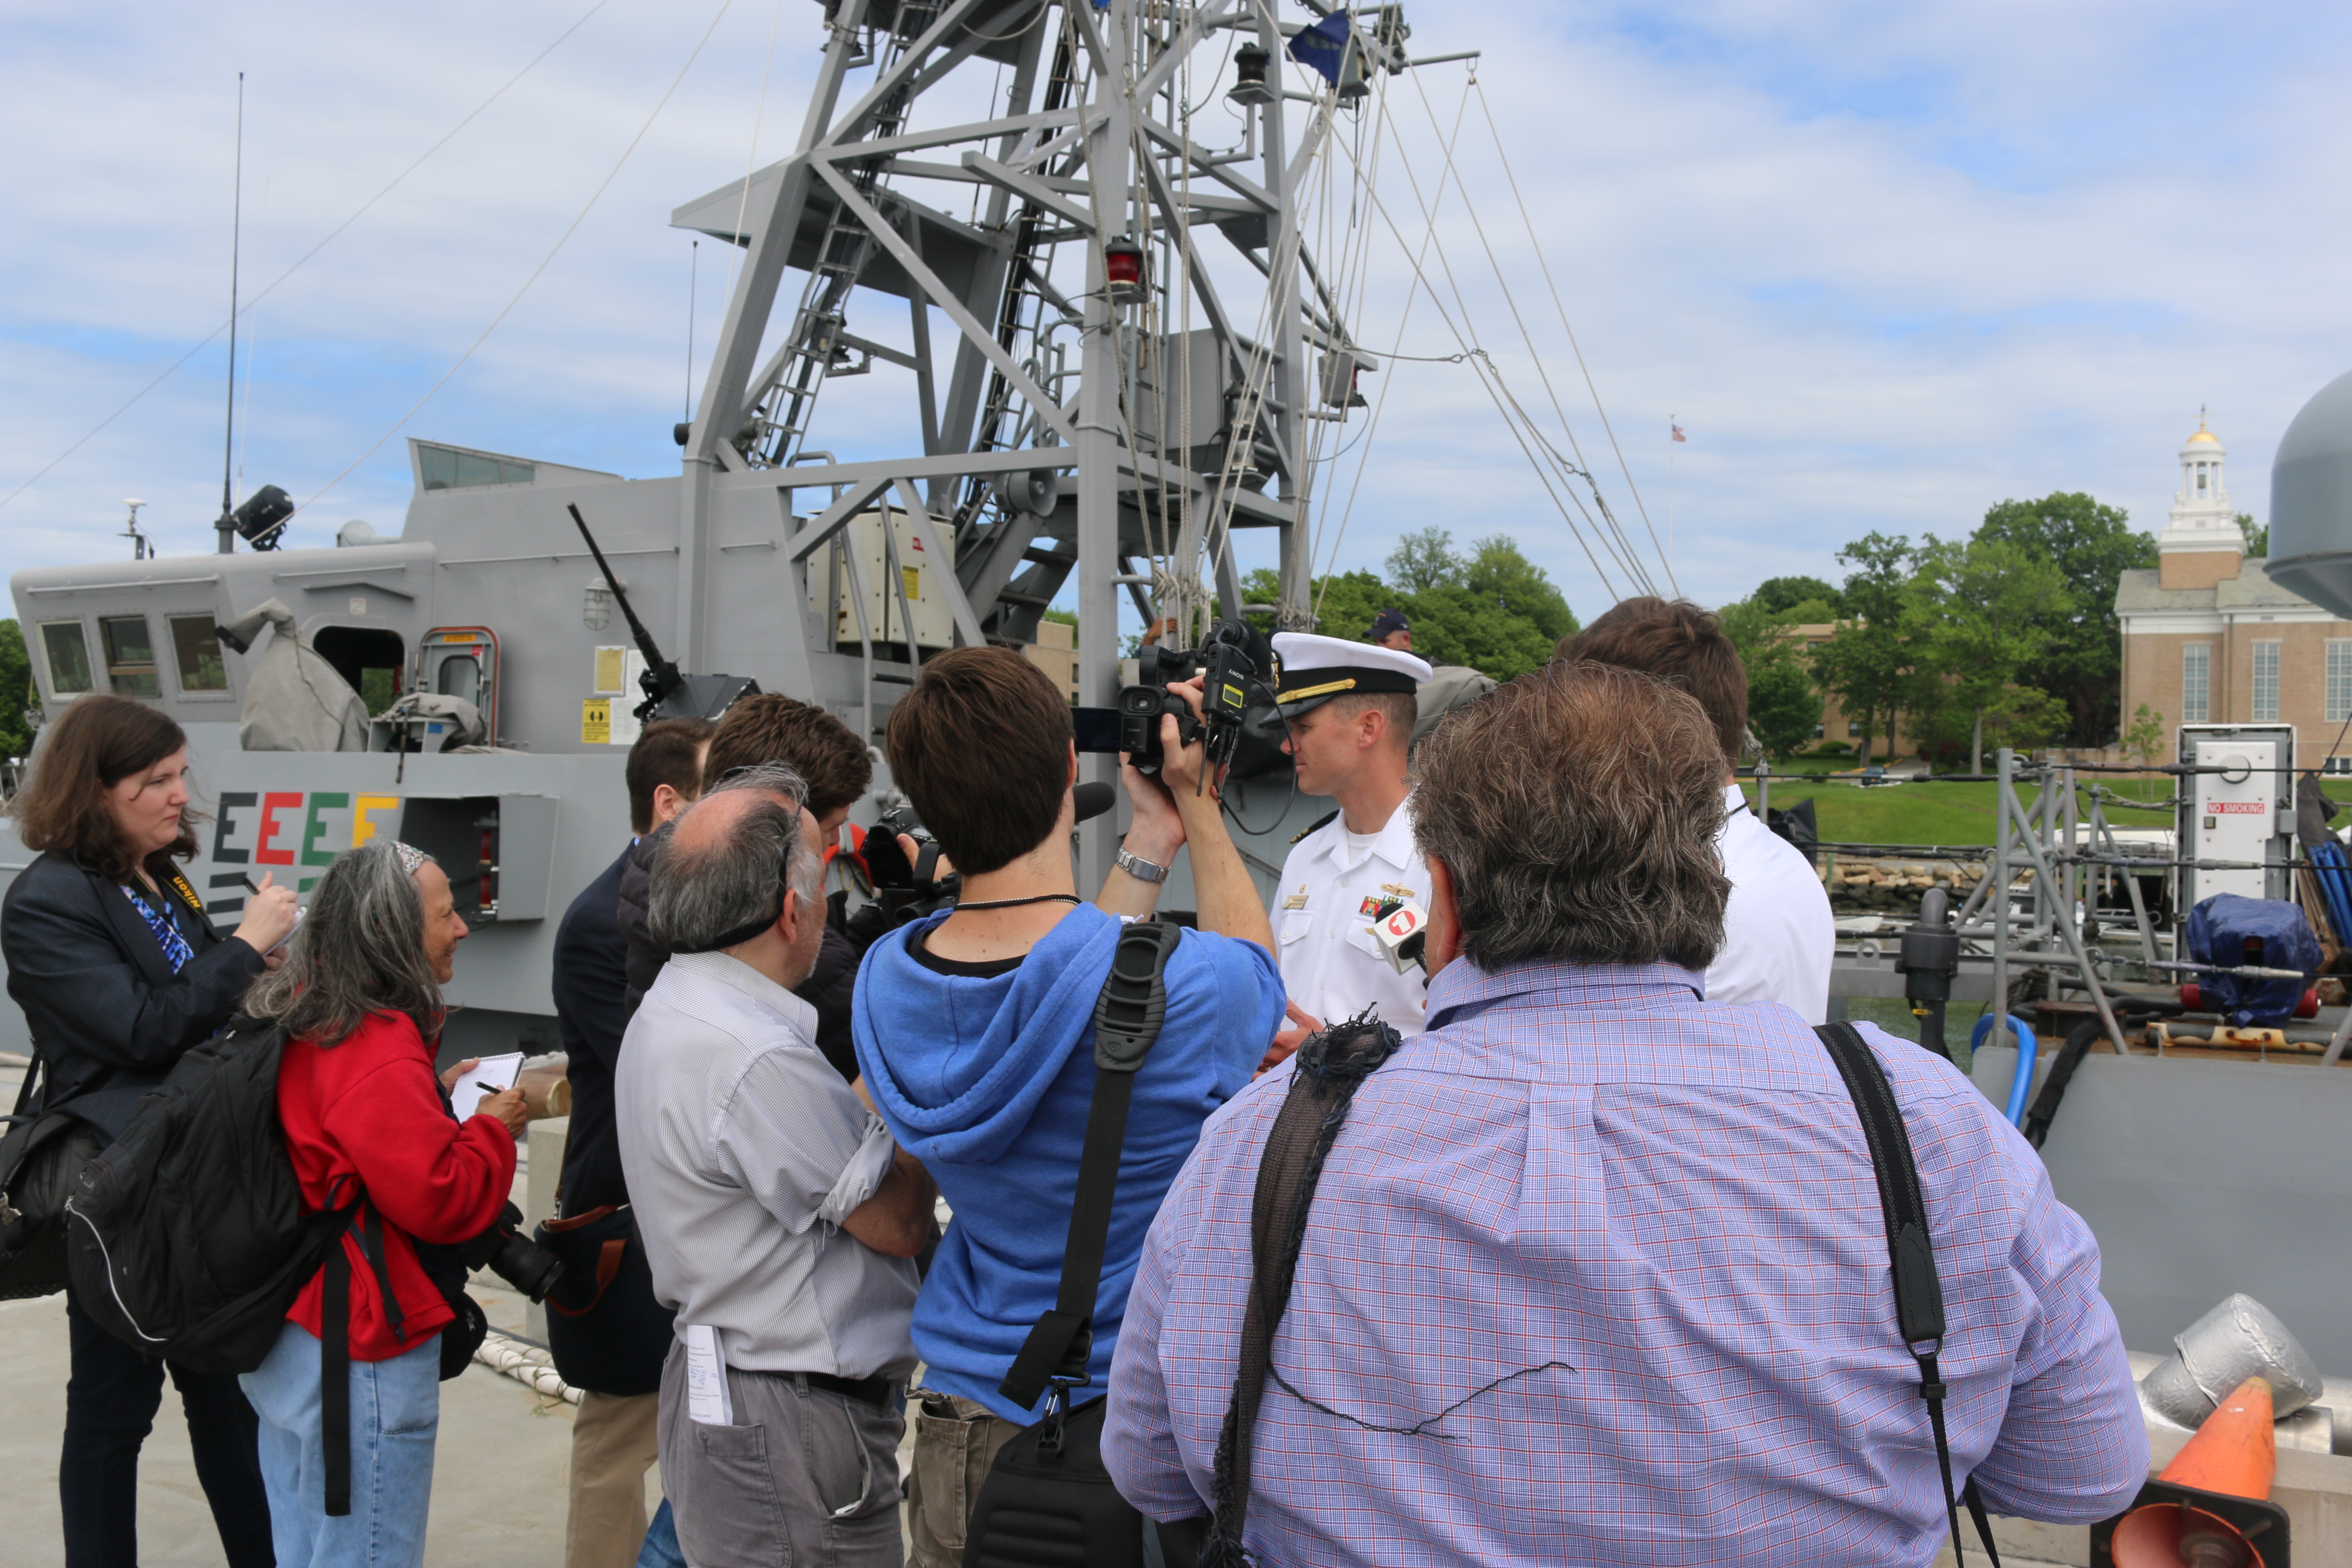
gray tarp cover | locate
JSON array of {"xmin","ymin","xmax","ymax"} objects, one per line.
[{"xmin": 223, "ymin": 599, "xmax": 370, "ymax": 752}]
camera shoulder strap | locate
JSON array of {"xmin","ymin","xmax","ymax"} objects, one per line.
[
  {"xmin": 998, "ymin": 919, "xmax": 1184, "ymax": 1411},
  {"xmin": 1813, "ymin": 1022, "xmax": 2000, "ymax": 1567}
]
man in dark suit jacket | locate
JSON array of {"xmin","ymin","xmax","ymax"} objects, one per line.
[{"xmin": 550, "ymin": 716, "xmax": 708, "ymax": 1568}]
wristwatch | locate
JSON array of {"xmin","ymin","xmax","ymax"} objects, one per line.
[{"xmin": 1115, "ymin": 845, "xmax": 1169, "ymax": 884}]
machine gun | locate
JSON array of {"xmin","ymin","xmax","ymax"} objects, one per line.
[{"xmin": 567, "ymin": 504, "xmax": 758, "ymax": 722}]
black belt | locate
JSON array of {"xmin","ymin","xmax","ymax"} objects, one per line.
[{"xmin": 803, "ymin": 1371, "xmax": 894, "ymax": 1409}]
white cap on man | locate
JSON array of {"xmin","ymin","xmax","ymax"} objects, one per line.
[{"xmin": 1269, "ymin": 631, "xmax": 1433, "ymax": 721}]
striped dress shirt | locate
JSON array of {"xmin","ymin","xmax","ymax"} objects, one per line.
[{"xmin": 1104, "ymin": 959, "xmax": 2147, "ymax": 1565}]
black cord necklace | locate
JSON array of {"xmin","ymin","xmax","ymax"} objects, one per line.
[{"xmin": 952, "ymin": 892, "xmax": 1082, "ymax": 913}]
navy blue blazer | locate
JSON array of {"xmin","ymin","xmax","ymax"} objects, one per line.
[
  {"xmin": 2, "ymin": 849, "xmax": 265, "ymax": 1137},
  {"xmin": 552, "ymin": 845, "xmax": 632, "ymax": 1213}
]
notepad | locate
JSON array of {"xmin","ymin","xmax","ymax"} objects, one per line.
[{"xmin": 449, "ymin": 1052, "xmax": 524, "ymax": 1120}]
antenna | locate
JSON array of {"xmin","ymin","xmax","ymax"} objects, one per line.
[
  {"xmin": 217, "ymin": 72, "xmax": 245, "ymax": 556},
  {"xmin": 122, "ymin": 499, "xmax": 152, "ymax": 562},
  {"xmin": 686, "ymin": 238, "xmax": 698, "ymax": 425}
]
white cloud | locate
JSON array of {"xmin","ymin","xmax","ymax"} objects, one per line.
[{"xmin": 6, "ymin": 0, "xmax": 2351, "ymax": 624}]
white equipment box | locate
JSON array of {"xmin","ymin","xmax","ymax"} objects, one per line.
[{"xmin": 2175, "ymin": 723, "xmax": 2294, "ymax": 907}]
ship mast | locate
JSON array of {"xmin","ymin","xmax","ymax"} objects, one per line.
[{"xmin": 675, "ymin": 0, "xmax": 1372, "ymax": 885}]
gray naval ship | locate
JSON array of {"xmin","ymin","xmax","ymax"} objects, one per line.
[{"xmin": 16, "ymin": 2, "xmax": 2352, "ymax": 1531}]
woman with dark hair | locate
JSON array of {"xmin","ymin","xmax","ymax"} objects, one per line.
[
  {"xmin": 2, "ymin": 693, "xmax": 299, "ymax": 1568},
  {"xmin": 238, "ymin": 838, "xmax": 524, "ymax": 1568}
]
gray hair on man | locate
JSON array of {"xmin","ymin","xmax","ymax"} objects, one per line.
[
  {"xmin": 1412, "ymin": 659, "xmax": 1730, "ymax": 972},
  {"xmin": 245, "ymin": 839, "xmax": 444, "ymax": 1046},
  {"xmin": 647, "ymin": 761, "xmax": 823, "ymax": 954}
]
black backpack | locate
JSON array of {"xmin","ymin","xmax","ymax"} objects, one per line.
[{"xmin": 63, "ymin": 1017, "xmax": 354, "ymax": 1375}]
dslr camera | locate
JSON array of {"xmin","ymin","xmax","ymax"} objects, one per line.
[
  {"xmin": 859, "ymin": 800, "xmax": 960, "ymax": 925},
  {"xmin": 1118, "ymin": 620, "xmax": 1264, "ymax": 776},
  {"xmin": 459, "ymin": 1200, "xmax": 566, "ymax": 1303}
]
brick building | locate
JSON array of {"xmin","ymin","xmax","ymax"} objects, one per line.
[{"xmin": 2116, "ymin": 419, "xmax": 2352, "ymax": 770}]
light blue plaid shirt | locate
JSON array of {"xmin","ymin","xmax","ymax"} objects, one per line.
[{"xmin": 1105, "ymin": 959, "xmax": 2148, "ymax": 1566}]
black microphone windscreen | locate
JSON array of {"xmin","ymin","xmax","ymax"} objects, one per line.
[{"xmin": 1072, "ymin": 781, "xmax": 1116, "ymax": 823}]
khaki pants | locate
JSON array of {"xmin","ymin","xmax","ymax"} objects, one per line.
[
  {"xmin": 567, "ymin": 1390, "xmax": 660, "ymax": 1568},
  {"xmin": 904, "ymin": 1391, "xmax": 1025, "ymax": 1568}
]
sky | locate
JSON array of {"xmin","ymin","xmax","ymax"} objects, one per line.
[{"xmin": 7, "ymin": 0, "xmax": 2352, "ymax": 631}]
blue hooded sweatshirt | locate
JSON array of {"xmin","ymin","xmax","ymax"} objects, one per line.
[{"xmin": 852, "ymin": 903, "xmax": 1283, "ymax": 1421}]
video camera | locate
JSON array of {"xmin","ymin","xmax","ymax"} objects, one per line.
[
  {"xmin": 861, "ymin": 801, "xmax": 961, "ymax": 925},
  {"xmin": 1117, "ymin": 619, "xmax": 1265, "ymax": 777}
]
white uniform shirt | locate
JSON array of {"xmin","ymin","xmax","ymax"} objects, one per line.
[
  {"xmin": 1706, "ymin": 783, "xmax": 1836, "ymax": 1024},
  {"xmin": 1270, "ymin": 796, "xmax": 1430, "ymax": 1036}
]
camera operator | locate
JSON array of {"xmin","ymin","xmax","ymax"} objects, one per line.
[
  {"xmin": 1261, "ymin": 632, "xmax": 1434, "ymax": 1066},
  {"xmin": 850, "ymin": 647, "xmax": 1284, "ymax": 1568},
  {"xmin": 237, "ymin": 839, "xmax": 527, "ymax": 1568},
  {"xmin": 1556, "ymin": 598, "xmax": 1834, "ymax": 1022}
]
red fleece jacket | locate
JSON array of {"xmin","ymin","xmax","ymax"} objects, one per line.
[{"xmin": 277, "ymin": 1011, "xmax": 518, "ymax": 1360}]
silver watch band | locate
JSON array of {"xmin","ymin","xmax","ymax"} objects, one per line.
[{"xmin": 1115, "ymin": 845, "xmax": 1170, "ymax": 885}]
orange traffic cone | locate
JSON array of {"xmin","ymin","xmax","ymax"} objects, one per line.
[{"xmin": 2110, "ymin": 1377, "xmax": 2281, "ymax": 1568}]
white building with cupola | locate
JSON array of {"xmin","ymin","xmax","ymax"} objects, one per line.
[{"xmin": 2116, "ymin": 417, "xmax": 2352, "ymax": 766}]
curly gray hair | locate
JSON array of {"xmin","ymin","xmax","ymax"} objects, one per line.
[
  {"xmin": 1412, "ymin": 660, "xmax": 1730, "ymax": 972},
  {"xmin": 244, "ymin": 839, "xmax": 445, "ymax": 1046}
]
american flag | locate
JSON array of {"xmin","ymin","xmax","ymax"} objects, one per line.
[{"xmin": 1671, "ymin": 424, "xmax": 1687, "ymax": 443}]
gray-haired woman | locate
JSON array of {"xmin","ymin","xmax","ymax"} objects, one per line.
[{"xmin": 235, "ymin": 839, "xmax": 527, "ymax": 1568}]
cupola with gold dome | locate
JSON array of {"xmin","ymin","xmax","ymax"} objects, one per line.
[{"xmin": 2158, "ymin": 407, "xmax": 2242, "ymax": 590}]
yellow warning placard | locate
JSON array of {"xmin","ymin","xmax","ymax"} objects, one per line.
[{"xmin": 582, "ymin": 699, "xmax": 612, "ymax": 745}]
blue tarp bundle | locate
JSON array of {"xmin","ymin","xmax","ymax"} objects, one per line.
[
  {"xmin": 1287, "ymin": 13, "xmax": 1353, "ymax": 84},
  {"xmin": 2185, "ymin": 893, "xmax": 2321, "ymax": 1025}
]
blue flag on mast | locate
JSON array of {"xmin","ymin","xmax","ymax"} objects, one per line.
[{"xmin": 1287, "ymin": 13, "xmax": 1354, "ymax": 86}]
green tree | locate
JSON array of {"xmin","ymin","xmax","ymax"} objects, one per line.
[
  {"xmin": 1908, "ymin": 535, "xmax": 2072, "ymax": 775},
  {"xmin": 0, "ymin": 622, "xmax": 34, "ymax": 765},
  {"xmin": 1747, "ymin": 659, "xmax": 1824, "ymax": 761},
  {"xmin": 1464, "ymin": 535, "xmax": 1578, "ymax": 646},
  {"xmin": 1810, "ymin": 532, "xmax": 1918, "ymax": 763},
  {"xmin": 1752, "ymin": 575, "xmax": 1843, "ymax": 617},
  {"xmin": 1384, "ymin": 527, "xmax": 1463, "ymax": 593},
  {"xmin": 1972, "ymin": 492, "xmax": 2154, "ymax": 747},
  {"xmin": 2237, "ymin": 512, "xmax": 2267, "ymax": 556},
  {"xmin": 2122, "ymin": 701, "xmax": 2167, "ymax": 769}
]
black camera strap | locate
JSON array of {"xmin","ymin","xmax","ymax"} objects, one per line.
[
  {"xmin": 1813, "ymin": 1023, "xmax": 1999, "ymax": 1567},
  {"xmin": 998, "ymin": 919, "xmax": 1183, "ymax": 1415},
  {"xmin": 318, "ymin": 1185, "xmax": 401, "ymax": 1518}
]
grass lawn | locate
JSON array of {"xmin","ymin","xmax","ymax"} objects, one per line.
[{"xmin": 1738, "ymin": 774, "xmax": 2352, "ymax": 849}]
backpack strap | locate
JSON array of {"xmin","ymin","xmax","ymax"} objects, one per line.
[
  {"xmin": 1201, "ymin": 1012, "xmax": 1403, "ymax": 1568},
  {"xmin": 998, "ymin": 920, "xmax": 1184, "ymax": 1416},
  {"xmin": 1814, "ymin": 1022, "xmax": 2000, "ymax": 1568},
  {"xmin": 318, "ymin": 1185, "xmax": 400, "ymax": 1519}
]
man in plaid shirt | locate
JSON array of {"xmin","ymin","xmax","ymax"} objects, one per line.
[{"xmin": 1105, "ymin": 660, "xmax": 2147, "ymax": 1565}]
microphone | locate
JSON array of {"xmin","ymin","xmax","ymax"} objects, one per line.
[
  {"xmin": 1369, "ymin": 900, "xmax": 1429, "ymax": 974},
  {"xmin": 1073, "ymin": 781, "xmax": 1116, "ymax": 823}
]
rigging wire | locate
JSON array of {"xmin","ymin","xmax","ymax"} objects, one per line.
[
  {"xmin": 1400, "ymin": 63, "xmax": 1664, "ymax": 596},
  {"xmin": 1467, "ymin": 75, "xmax": 1674, "ymax": 594},
  {"xmin": 0, "ymin": 0, "xmax": 616, "ymax": 514},
  {"xmin": 1308, "ymin": 70, "xmax": 1469, "ymax": 619},
  {"xmin": 303, "ymin": 0, "xmax": 737, "ymax": 510},
  {"xmin": 722, "ymin": 0, "xmax": 789, "ymax": 307},
  {"xmin": 1335, "ymin": 110, "xmax": 1637, "ymax": 598}
]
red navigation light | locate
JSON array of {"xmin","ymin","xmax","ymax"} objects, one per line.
[{"xmin": 1104, "ymin": 236, "xmax": 1145, "ymax": 305}]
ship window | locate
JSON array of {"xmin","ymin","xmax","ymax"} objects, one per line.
[
  {"xmin": 40, "ymin": 621, "xmax": 93, "ymax": 695},
  {"xmin": 437, "ymin": 653, "xmax": 482, "ymax": 708},
  {"xmin": 99, "ymin": 616, "xmax": 159, "ymax": 698},
  {"xmin": 418, "ymin": 445, "xmax": 535, "ymax": 491},
  {"xmin": 311, "ymin": 625, "xmax": 407, "ymax": 715},
  {"xmin": 169, "ymin": 615, "xmax": 229, "ymax": 692}
]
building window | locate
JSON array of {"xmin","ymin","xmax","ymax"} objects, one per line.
[
  {"xmin": 2331, "ymin": 641, "xmax": 2352, "ymax": 723},
  {"xmin": 40, "ymin": 621, "xmax": 93, "ymax": 695},
  {"xmin": 100, "ymin": 616, "xmax": 159, "ymax": 698},
  {"xmin": 2328, "ymin": 756, "xmax": 2352, "ymax": 776},
  {"xmin": 2252, "ymin": 640, "xmax": 2280, "ymax": 722},
  {"xmin": 169, "ymin": 615, "xmax": 229, "ymax": 692},
  {"xmin": 2183, "ymin": 644, "xmax": 2210, "ymax": 723}
]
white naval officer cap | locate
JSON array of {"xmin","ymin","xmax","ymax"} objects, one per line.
[{"xmin": 1269, "ymin": 631, "xmax": 1433, "ymax": 720}]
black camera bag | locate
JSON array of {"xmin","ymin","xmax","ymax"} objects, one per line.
[
  {"xmin": 962, "ymin": 920, "xmax": 1193, "ymax": 1568},
  {"xmin": 0, "ymin": 1054, "xmax": 104, "ymax": 1300},
  {"xmin": 538, "ymin": 1202, "xmax": 672, "ymax": 1396}
]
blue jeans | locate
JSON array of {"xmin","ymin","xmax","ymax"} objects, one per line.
[
  {"xmin": 238, "ymin": 1319, "xmax": 443, "ymax": 1568},
  {"xmin": 635, "ymin": 1498, "xmax": 685, "ymax": 1568}
]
